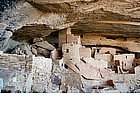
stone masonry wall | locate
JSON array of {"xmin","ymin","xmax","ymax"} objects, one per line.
[
  {"xmin": 0, "ymin": 53, "xmax": 33, "ymax": 92},
  {"xmin": 31, "ymin": 56, "xmax": 54, "ymax": 93}
]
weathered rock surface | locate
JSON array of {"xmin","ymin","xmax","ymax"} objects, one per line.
[
  {"xmin": 0, "ymin": 0, "xmax": 140, "ymax": 52},
  {"xmin": 2, "ymin": 0, "xmax": 140, "ymax": 36},
  {"xmin": 0, "ymin": 23, "xmax": 13, "ymax": 51},
  {"xmin": 35, "ymin": 41, "xmax": 55, "ymax": 51},
  {"xmin": 36, "ymin": 47, "xmax": 51, "ymax": 58}
]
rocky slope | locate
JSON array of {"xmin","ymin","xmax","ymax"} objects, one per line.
[{"xmin": 0, "ymin": 0, "xmax": 140, "ymax": 52}]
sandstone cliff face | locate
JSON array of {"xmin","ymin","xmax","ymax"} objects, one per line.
[{"xmin": 0, "ymin": 0, "xmax": 140, "ymax": 52}]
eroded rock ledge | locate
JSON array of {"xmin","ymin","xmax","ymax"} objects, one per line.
[{"xmin": 1, "ymin": 0, "xmax": 140, "ymax": 40}]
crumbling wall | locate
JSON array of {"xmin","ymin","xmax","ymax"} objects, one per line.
[
  {"xmin": 95, "ymin": 53, "xmax": 112, "ymax": 68},
  {"xmin": 134, "ymin": 59, "xmax": 140, "ymax": 67},
  {"xmin": 59, "ymin": 29, "xmax": 68, "ymax": 48},
  {"xmin": 0, "ymin": 53, "xmax": 33, "ymax": 92},
  {"xmin": 51, "ymin": 49, "xmax": 63, "ymax": 60},
  {"xmin": 95, "ymin": 53, "xmax": 112, "ymax": 62},
  {"xmin": 59, "ymin": 28, "xmax": 81, "ymax": 48},
  {"xmin": 81, "ymin": 35, "xmax": 140, "ymax": 53},
  {"xmin": 79, "ymin": 48, "xmax": 91, "ymax": 58},
  {"xmin": 67, "ymin": 34, "xmax": 80, "ymax": 45},
  {"xmin": 114, "ymin": 54, "xmax": 135, "ymax": 72},
  {"xmin": 100, "ymin": 47, "xmax": 116, "ymax": 55},
  {"xmin": 62, "ymin": 44, "xmax": 81, "ymax": 64},
  {"xmin": 83, "ymin": 58, "xmax": 108, "ymax": 69},
  {"xmin": 31, "ymin": 56, "xmax": 55, "ymax": 93}
]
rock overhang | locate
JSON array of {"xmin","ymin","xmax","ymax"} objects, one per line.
[{"xmin": 1, "ymin": 0, "xmax": 140, "ymax": 49}]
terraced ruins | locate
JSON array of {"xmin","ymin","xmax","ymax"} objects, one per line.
[{"xmin": 0, "ymin": 0, "xmax": 140, "ymax": 93}]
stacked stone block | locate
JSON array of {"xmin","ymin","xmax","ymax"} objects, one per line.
[{"xmin": 0, "ymin": 53, "xmax": 33, "ymax": 92}]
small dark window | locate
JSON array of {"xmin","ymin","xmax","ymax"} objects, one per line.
[
  {"xmin": 125, "ymin": 63, "xmax": 126, "ymax": 66},
  {"xmin": 28, "ymin": 38, "xmax": 34, "ymax": 44},
  {"xmin": 80, "ymin": 35, "xmax": 83, "ymax": 38},
  {"xmin": 136, "ymin": 63, "xmax": 138, "ymax": 66},
  {"xmin": 105, "ymin": 51, "xmax": 110, "ymax": 54},
  {"xmin": 70, "ymin": 59, "xmax": 72, "ymax": 60},
  {"xmin": 97, "ymin": 49, "xmax": 100, "ymax": 53},
  {"xmin": 66, "ymin": 49, "xmax": 69, "ymax": 53},
  {"xmin": 132, "ymin": 63, "xmax": 133, "ymax": 66},
  {"xmin": 64, "ymin": 64, "xmax": 68, "ymax": 69},
  {"xmin": 126, "ymin": 56, "xmax": 127, "ymax": 59}
]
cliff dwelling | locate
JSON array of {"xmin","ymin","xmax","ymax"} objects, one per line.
[{"xmin": 0, "ymin": 0, "xmax": 140, "ymax": 93}]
